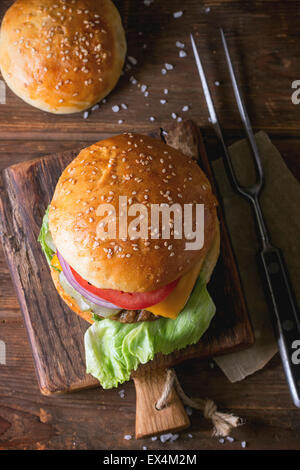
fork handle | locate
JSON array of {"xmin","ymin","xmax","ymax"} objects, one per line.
[{"xmin": 259, "ymin": 246, "xmax": 300, "ymax": 407}]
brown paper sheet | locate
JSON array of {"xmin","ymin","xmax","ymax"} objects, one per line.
[{"xmin": 211, "ymin": 131, "xmax": 300, "ymax": 382}]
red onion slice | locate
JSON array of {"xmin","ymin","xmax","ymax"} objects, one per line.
[{"xmin": 56, "ymin": 251, "xmax": 120, "ymax": 309}]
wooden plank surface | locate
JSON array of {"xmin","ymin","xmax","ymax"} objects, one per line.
[
  {"xmin": 0, "ymin": 0, "xmax": 300, "ymax": 450},
  {"xmin": 0, "ymin": 0, "xmax": 300, "ymax": 138},
  {"xmin": 0, "ymin": 121, "xmax": 253, "ymax": 396}
]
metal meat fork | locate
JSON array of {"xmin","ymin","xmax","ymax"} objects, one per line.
[{"xmin": 191, "ymin": 30, "xmax": 300, "ymax": 407}]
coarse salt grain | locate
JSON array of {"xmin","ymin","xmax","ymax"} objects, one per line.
[
  {"xmin": 215, "ymin": 81, "xmax": 220, "ymax": 86},
  {"xmin": 130, "ymin": 76, "xmax": 137, "ymax": 85},
  {"xmin": 176, "ymin": 41, "xmax": 185, "ymax": 48},
  {"xmin": 160, "ymin": 99, "xmax": 167, "ymax": 104},
  {"xmin": 118, "ymin": 119, "xmax": 124, "ymax": 124},
  {"xmin": 161, "ymin": 68, "xmax": 167, "ymax": 75},
  {"xmin": 227, "ymin": 436, "xmax": 235, "ymax": 443},
  {"xmin": 141, "ymin": 84, "xmax": 147, "ymax": 93},
  {"xmin": 149, "ymin": 116, "xmax": 156, "ymax": 121},
  {"xmin": 160, "ymin": 433, "xmax": 173, "ymax": 443},
  {"xmin": 83, "ymin": 111, "xmax": 89, "ymax": 119},
  {"xmin": 182, "ymin": 105, "xmax": 189, "ymax": 112},
  {"xmin": 112, "ymin": 105, "xmax": 120, "ymax": 112},
  {"xmin": 241, "ymin": 441, "xmax": 247, "ymax": 448},
  {"xmin": 164, "ymin": 88, "xmax": 168, "ymax": 94},
  {"xmin": 173, "ymin": 11, "xmax": 183, "ymax": 18},
  {"xmin": 127, "ymin": 56, "xmax": 137, "ymax": 65},
  {"xmin": 121, "ymin": 103, "xmax": 128, "ymax": 109},
  {"xmin": 124, "ymin": 435, "xmax": 132, "ymax": 440},
  {"xmin": 179, "ymin": 50, "xmax": 187, "ymax": 58},
  {"xmin": 151, "ymin": 436, "xmax": 157, "ymax": 441},
  {"xmin": 171, "ymin": 112, "xmax": 177, "ymax": 119},
  {"xmin": 165, "ymin": 63, "xmax": 174, "ymax": 70}
]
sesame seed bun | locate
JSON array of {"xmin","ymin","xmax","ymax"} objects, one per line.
[
  {"xmin": 49, "ymin": 133, "xmax": 218, "ymax": 293},
  {"xmin": 0, "ymin": 0, "xmax": 126, "ymax": 114}
]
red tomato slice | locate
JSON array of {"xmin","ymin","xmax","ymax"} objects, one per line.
[{"xmin": 70, "ymin": 266, "xmax": 180, "ymax": 309}]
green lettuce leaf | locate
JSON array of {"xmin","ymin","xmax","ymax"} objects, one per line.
[
  {"xmin": 85, "ymin": 275, "xmax": 215, "ymax": 389},
  {"xmin": 38, "ymin": 206, "xmax": 55, "ymax": 265}
]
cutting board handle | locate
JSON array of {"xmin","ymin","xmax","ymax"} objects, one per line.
[{"xmin": 133, "ymin": 368, "xmax": 190, "ymax": 439}]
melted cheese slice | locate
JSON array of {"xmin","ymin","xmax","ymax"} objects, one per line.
[{"xmin": 147, "ymin": 260, "xmax": 203, "ymax": 319}]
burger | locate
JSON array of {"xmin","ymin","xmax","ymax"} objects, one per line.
[{"xmin": 38, "ymin": 133, "xmax": 220, "ymax": 388}]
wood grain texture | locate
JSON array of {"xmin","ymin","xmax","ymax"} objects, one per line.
[
  {"xmin": 1, "ymin": 0, "xmax": 300, "ymax": 139},
  {"xmin": 0, "ymin": 120, "xmax": 253, "ymax": 398},
  {"xmin": 134, "ymin": 369, "xmax": 190, "ymax": 439},
  {"xmin": 0, "ymin": 0, "xmax": 300, "ymax": 451}
]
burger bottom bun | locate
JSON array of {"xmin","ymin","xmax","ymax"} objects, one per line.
[{"xmin": 50, "ymin": 219, "xmax": 220, "ymax": 325}]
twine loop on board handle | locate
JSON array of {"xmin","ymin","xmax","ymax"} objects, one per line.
[{"xmin": 156, "ymin": 369, "xmax": 244, "ymax": 438}]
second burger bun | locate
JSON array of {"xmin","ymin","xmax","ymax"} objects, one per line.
[
  {"xmin": 49, "ymin": 133, "xmax": 218, "ymax": 293},
  {"xmin": 0, "ymin": 0, "xmax": 126, "ymax": 114}
]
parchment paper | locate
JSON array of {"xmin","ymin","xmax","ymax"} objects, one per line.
[{"xmin": 212, "ymin": 131, "xmax": 300, "ymax": 382}]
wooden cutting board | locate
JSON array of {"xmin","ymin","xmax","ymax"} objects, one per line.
[{"xmin": 0, "ymin": 120, "xmax": 254, "ymax": 438}]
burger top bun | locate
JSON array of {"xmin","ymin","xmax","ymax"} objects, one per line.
[
  {"xmin": 49, "ymin": 133, "xmax": 218, "ymax": 293},
  {"xmin": 0, "ymin": 0, "xmax": 126, "ymax": 114}
]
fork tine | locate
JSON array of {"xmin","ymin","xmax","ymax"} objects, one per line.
[{"xmin": 220, "ymin": 28, "xmax": 264, "ymax": 189}]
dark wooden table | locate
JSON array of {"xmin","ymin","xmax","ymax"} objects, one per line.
[{"xmin": 1, "ymin": 0, "xmax": 300, "ymax": 450}]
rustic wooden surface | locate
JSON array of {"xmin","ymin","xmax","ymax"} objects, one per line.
[
  {"xmin": 0, "ymin": 120, "xmax": 253, "ymax": 401},
  {"xmin": 0, "ymin": 0, "xmax": 300, "ymax": 450}
]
